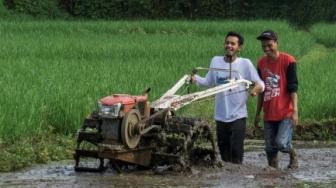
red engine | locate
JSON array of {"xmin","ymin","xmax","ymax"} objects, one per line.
[{"xmin": 100, "ymin": 94, "xmax": 148, "ymax": 115}]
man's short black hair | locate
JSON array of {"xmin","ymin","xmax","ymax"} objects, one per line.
[{"xmin": 225, "ymin": 31, "xmax": 244, "ymax": 46}]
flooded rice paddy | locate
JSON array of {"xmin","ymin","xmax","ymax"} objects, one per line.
[{"xmin": 1, "ymin": 141, "xmax": 335, "ymax": 188}]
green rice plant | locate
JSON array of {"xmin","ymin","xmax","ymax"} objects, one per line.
[
  {"xmin": 0, "ymin": 20, "xmax": 332, "ymax": 142},
  {"xmin": 298, "ymin": 44, "xmax": 336, "ymax": 120},
  {"xmin": 310, "ymin": 23, "xmax": 336, "ymax": 48}
]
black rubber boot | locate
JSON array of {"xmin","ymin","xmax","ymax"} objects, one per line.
[
  {"xmin": 288, "ymin": 148, "xmax": 298, "ymax": 169},
  {"xmin": 267, "ymin": 154, "xmax": 278, "ymax": 168}
]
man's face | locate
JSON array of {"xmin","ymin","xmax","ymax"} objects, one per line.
[
  {"xmin": 261, "ymin": 39, "xmax": 278, "ymax": 56},
  {"xmin": 224, "ymin": 36, "xmax": 241, "ymax": 56}
]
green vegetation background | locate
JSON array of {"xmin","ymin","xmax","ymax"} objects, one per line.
[{"xmin": 0, "ymin": 2, "xmax": 336, "ymax": 171}]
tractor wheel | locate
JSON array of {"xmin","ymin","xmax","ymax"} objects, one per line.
[{"xmin": 121, "ymin": 109, "xmax": 141, "ymax": 149}]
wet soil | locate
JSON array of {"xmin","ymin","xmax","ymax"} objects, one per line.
[{"xmin": 1, "ymin": 144, "xmax": 335, "ymax": 188}]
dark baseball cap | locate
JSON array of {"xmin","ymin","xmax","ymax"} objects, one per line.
[{"xmin": 256, "ymin": 30, "xmax": 278, "ymax": 41}]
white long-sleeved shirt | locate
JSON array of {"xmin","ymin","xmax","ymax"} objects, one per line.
[{"xmin": 195, "ymin": 56, "xmax": 265, "ymax": 122}]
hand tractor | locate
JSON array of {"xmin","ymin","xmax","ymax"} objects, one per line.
[{"xmin": 74, "ymin": 68, "xmax": 252, "ymax": 172}]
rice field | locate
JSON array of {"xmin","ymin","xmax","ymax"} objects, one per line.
[
  {"xmin": 310, "ymin": 23, "xmax": 336, "ymax": 48},
  {"xmin": 0, "ymin": 20, "xmax": 335, "ymax": 141}
]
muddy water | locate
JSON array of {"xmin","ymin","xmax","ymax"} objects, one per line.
[{"xmin": 1, "ymin": 146, "xmax": 335, "ymax": 187}]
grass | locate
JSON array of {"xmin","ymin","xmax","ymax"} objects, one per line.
[
  {"xmin": 310, "ymin": 23, "xmax": 336, "ymax": 48},
  {"xmin": 0, "ymin": 127, "xmax": 74, "ymax": 171},
  {"xmin": 0, "ymin": 20, "xmax": 316, "ymax": 138},
  {"xmin": 0, "ymin": 20, "xmax": 335, "ymax": 171},
  {"xmin": 0, "ymin": 20, "xmax": 335, "ymax": 137}
]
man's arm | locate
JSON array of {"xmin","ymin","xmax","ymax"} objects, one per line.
[
  {"xmin": 254, "ymin": 93, "xmax": 264, "ymax": 128},
  {"xmin": 291, "ymin": 92, "xmax": 298, "ymax": 125},
  {"xmin": 247, "ymin": 60, "xmax": 265, "ymax": 96},
  {"xmin": 253, "ymin": 67, "xmax": 264, "ymax": 128},
  {"xmin": 193, "ymin": 73, "xmax": 213, "ymax": 87},
  {"xmin": 287, "ymin": 62, "xmax": 299, "ymax": 125},
  {"xmin": 250, "ymin": 83, "xmax": 264, "ymax": 96},
  {"xmin": 192, "ymin": 59, "xmax": 216, "ymax": 87}
]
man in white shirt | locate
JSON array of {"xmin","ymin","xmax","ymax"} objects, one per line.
[{"xmin": 193, "ymin": 31, "xmax": 265, "ymax": 164}]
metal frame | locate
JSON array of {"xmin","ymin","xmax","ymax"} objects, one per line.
[{"xmin": 151, "ymin": 73, "xmax": 252, "ymax": 111}]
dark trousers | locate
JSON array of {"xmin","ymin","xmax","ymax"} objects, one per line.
[{"xmin": 216, "ymin": 118, "xmax": 246, "ymax": 164}]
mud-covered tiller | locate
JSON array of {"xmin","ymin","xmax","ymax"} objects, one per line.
[{"xmin": 74, "ymin": 68, "xmax": 252, "ymax": 172}]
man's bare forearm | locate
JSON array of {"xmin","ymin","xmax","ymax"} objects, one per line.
[
  {"xmin": 290, "ymin": 92, "xmax": 299, "ymax": 125},
  {"xmin": 255, "ymin": 93, "xmax": 264, "ymax": 116},
  {"xmin": 290, "ymin": 92, "xmax": 298, "ymax": 113}
]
